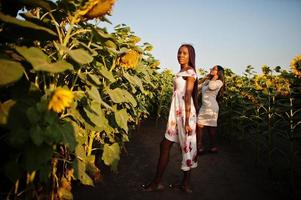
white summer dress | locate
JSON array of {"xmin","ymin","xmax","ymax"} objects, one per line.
[
  {"xmin": 197, "ymin": 79, "xmax": 223, "ymax": 127},
  {"xmin": 165, "ymin": 69, "xmax": 198, "ymax": 171}
]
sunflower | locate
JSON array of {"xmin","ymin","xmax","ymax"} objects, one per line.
[
  {"xmin": 76, "ymin": 0, "xmax": 99, "ymax": 17},
  {"xmin": 254, "ymin": 75, "xmax": 266, "ymax": 90},
  {"xmin": 290, "ymin": 55, "xmax": 301, "ymax": 78},
  {"xmin": 234, "ymin": 77, "xmax": 243, "ymax": 89},
  {"xmin": 117, "ymin": 50, "xmax": 140, "ymax": 69},
  {"xmin": 274, "ymin": 76, "xmax": 290, "ymax": 96},
  {"xmin": 76, "ymin": 0, "xmax": 116, "ymax": 20},
  {"xmin": 240, "ymin": 91, "xmax": 259, "ymax": 105},
  {"xmin": 48, "ymin": 88, "xmax": 74, "ymax": 113}
]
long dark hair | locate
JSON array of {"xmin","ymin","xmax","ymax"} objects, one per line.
[
  {"xmin": 215, "ymin": 65, "xmax": 225, "ymax": 102},
  {"xmin": 179, "ymin": 44, "xmax": 198, "ymax": 110}
]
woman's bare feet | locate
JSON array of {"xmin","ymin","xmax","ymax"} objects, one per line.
[
  {"xmin": 209, "ymin": 146, "xmax": 218, "ymax": 153},
  {"xmin": 141, "ymin": 182, "xmax": 164, "ymax": 192},
  {"xmin": 198, "ymin": 143, "xmax": 205, "ymax": 155},
  {"xmin": 169, "ymin": 183, "xmax": 192, "ymax": 194}
]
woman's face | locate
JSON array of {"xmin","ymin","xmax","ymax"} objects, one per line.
[
  {"xmin": 210, "ymin": 66, "xmax": 218, "ymax": 76},
  {"xmin": 177, "ymin": 46, "xmax": 189, "ymax": 65}
]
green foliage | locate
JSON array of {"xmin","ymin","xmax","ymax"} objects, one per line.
[
  {"xmin": 219, "ymin": 65, "xmax": 301, "ymax": 197},
  {"xmin": 15, "ymin": 46, "xmax": 74, "ymax": 73},
  {"xmin": 0, "ymin": 0, "xmax": 161, "ymax": 198},
  {"xmin": 102, "ymin": 143, "xmax": 120, "ymax": 172},
  {"xmin": 107, "ymin": 88, "xmax": 137, "ymax": 107},
  {"xmin": 0, "ymin": 60, "xmax": 24, "ymax": 86},
  {"xmin": 150, "ymin": 69, "xmax": 174, "ymax": 121},
  {"xmin": 68, "ymin": 49, "xmax": 94, "ymax": 65},
  {"xmin": 0, "ymin": 12, "xmax": 57, "ymax": 35}
]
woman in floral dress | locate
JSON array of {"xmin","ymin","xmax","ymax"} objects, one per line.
[{"xmin": 142, "ymin": 44, "xmax": 198, "ymax": 193}]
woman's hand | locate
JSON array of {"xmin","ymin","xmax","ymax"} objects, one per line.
[
  {"xmin": 202, "ymin": 74, "xmax": 211, "ymax": 81},
  {"xmin": 185, "ymin": 124, "xmax": 192, "ymax": 135},
  {"xmin": 205, "ymin": 74, "xmax": 211, "ymax": 79}
]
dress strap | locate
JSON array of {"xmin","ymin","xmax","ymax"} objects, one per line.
[{"xmin": 177, "ymin": 69, "xmax": 197, "ymax": 79}]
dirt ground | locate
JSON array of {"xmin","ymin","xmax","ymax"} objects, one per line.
[{"xmin": 73, "ymin": 120, "xmax": 288, "ymax": 200}]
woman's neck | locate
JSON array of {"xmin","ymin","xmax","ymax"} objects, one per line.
[
  {"xmin": 211, "ymin": 75, "xmax": 219, "ymax": 80},
  {"xmin": 180, "ymin": 64, "xmax": 190, "ymax": 71}
]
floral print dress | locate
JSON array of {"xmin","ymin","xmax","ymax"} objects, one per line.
[{"xmin": 165, "ymin": 69, "xmax": 198, "ymax": 171}]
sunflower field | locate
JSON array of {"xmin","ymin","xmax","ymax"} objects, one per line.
[
  {"xmin": 0, "ymin": 0, "xmax": 161, "ymax": 199},
  {"xmin": 218, "ymin": 63, "xmax": 301, "ymax": 198},
  {"xmin": 1, "ymin": 0, "xmax": 301, "ymax": 199}
]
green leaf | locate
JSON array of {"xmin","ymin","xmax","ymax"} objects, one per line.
[
  {"xmin": 115, "ymin": 109, "xmax": 129, "ymax": 132},
  {"xmin": 123, "ymin": 71, "xmax": 144, "ymax": 92},
  {"xmin": 92, "ymin": 28, "xmax": 115, "ymax": 40},
  {"xmin": 16, "ymin": 46, "xmax": 50, "ymax": 66},
  {"xmin": 44, "ymin": 111, "xmax": 59, "ymax": 125},
  {"xmin": 86, "ymin": 156, "xmax": 101, "ymax": 179},
  {"xmin": 0, "ymin": 99, "xmax": 16, "ymax": 125},
  {"xmin": 74, "ymin": 145, "xmax": 94, "ymax": 186},
  {"xmin": 79, "ymin": 166, "xmax": 94, "ymax": 186},
  {"xmin": 16, "ymin": 46, "xmax": 73, "ymax": 72},
  {"xmin": 106, "ymin": 88, "xmax": 137, "ymax": 107},
  {"xmin": 104, "ymin": 40, "xmax": 117, "ymax": 49},
  {"xmin": 75, "ymin": 159, "xmax": 94, "ymax": 186},
  {"xmin": 87, "ymin": 73, "xmax": 101, "ymax": 85},
  {"xmin": 87, "ymin": 86, "xmax": 101, "ymax": 103},
  {"xmin": 44, "ymin": 123, "xmax": 63, "ymax": 144},
  {"xmin": 84, "ymin": 101, "xmax": 113, "ymax": 133},
  {"xmin": 97, "ymin": 63, "xmax": 116, "ymax": 83},
  {"xmin": 30, "ymin": 125, "xmax": 44, "ymax": 146},
  {"xmin": 0, "ymin": 12, "xmax": 56, "ymax": 36},
  {"xmin": 102, "ymin": 143, "xmax": 120, "ymax": 171},
  {"xmin": 23, "ymin": 145, "xmax": 53, "ymax": 171},
  {"xmin": 26, "ymin": 106, "xmax": 40, "ymax": 124},
  {"xmin": 41, "ymin": 60, "xmax": 73, "ymax": 73},
  {"xmin": 0, "ymin": 59, "xmax": 24, "ymax": 86},
  {"xmin": 20, "ymin": 0, "xmax": 55, "ymax": 11},
  {"xmin": 61, "ymin": 122, "xmax": 77, "ymax": 151},
  {"xmin": 68, "ymin": 49, "xmax": 93, "ymax": 64}
]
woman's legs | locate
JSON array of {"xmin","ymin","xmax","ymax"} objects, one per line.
[
  {"xmin": 169, "ymin": 170, "xmax": 192, "ymax": 193},
  {"xmin": 196, "ymin": 125, "xmax": 205, "ymax": 154},
  {"xmin": 208, "ymin": 126, "xmax": 218, "ymax": 152},
  {"xmin": 154, "ymin": 138, "xmax": 173, "ymax": 182},
  {"xmin": 181, "ymin": 170, "xmax": 192, "ymax": 193},
  {"xmin": 144, "ymin": 138, "xmax": 173, "ymax": 190}
]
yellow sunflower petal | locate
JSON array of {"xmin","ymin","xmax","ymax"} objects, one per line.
[{"xmin": 48, "ymin": 88, "xmax": 74, "ymax": 113}]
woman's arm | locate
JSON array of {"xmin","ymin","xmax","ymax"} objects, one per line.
[
  {"xmin": 184, "ymin": 76, "xmax": 196, "ymax": 135},
  {"xmin": 198, "ymin": 74, "xmax": 210, "ymax": 90},
  {"xmin": 199, "ymin": 74, "xmax": 211, "ymax": 84}
]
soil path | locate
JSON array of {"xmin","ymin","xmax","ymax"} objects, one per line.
[{"xmin": 74, "ymin": 120, "xmax": 282, "ymax": 200}]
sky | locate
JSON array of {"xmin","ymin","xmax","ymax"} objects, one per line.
[{"xmin": 106, "ymin": 0, "xmax": 301, "ymax": 75}]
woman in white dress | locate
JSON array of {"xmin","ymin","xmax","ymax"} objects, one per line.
[
  {"xmin": 197, "ymin": 65, "xmax": 225, "ymax": 154},
  {"xmin": 142, "ymin": 44, "xmax": 198, "ymax": 193}
]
